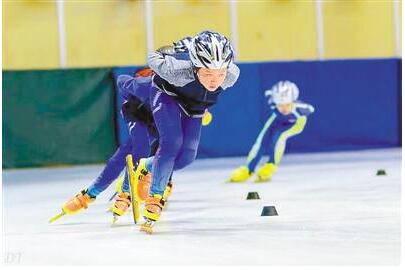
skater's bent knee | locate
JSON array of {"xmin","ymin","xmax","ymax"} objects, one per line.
[
  {"xmin": 174, "ymin": 149, "xmax": 197, "ymax": 169},
  {"xmin": 159, "ymin": 136, "xmax": 183, "ymax": 155}
]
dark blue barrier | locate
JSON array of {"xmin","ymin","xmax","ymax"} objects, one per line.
[{"xmin": 113, "ymin": 58, "xmax": 401, "ymax": 158}]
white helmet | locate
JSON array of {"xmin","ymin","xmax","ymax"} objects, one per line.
[
  {"xmin": 173, "ymin": 36, "xmax": 193, "ymax": 52},
  {"xmin": 265, "ymin": 81, "xmax": 299, "ymax": 105},
  {"xmin": 189, "ymin": 31, "xmax": 234, "ymax": 69}
]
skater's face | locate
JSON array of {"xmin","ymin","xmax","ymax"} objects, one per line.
[
  {"xmin": 276, "ymin": 103, "xmax": 294, "ymax": 115},
  {"xmin": 197, "ymin": 68, "xmax": 227, "ymax": 92}
]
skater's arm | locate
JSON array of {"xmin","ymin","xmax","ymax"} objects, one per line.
[
  {"xmin": 117, "ymin": 75, "xmax": 139, "ymax": 100},
  {"xmin": 147, "ymin": 51, "xmax": 194, "ymax": 87},
  {"xmin": 295, "ymin": 102, "xmax": 315, "ymax": 116},
  {"xmin": 117, "ymin": 74, "xmax": 151, "ymax": 102}
]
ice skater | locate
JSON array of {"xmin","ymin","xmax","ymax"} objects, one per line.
[
  {"xmin": 131, "ymin": 30, "xmax": 240, "ymax": 233},
  {"xmin": 229, "ymin": 80, "xmax": 315, "ymax": 183},
  {"xmin": 50, "ymin": 37, "xmax": 213, "ymax": 223},
  {"xmin": 49, "ymin": 67, "xmax": 164, "ymax": 223}
]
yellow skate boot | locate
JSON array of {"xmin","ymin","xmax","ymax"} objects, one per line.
[
  {"xmin": 143, "ymin": 194, "xmax": 164, "ymax": 221},
  {"xmin": 256, "ymin": 163, "xmax": 277, "ymax": 182},
  {"xmin": 111, "ymin": 192, "xmax": 131, "ymax": 216},
  {"xmin": 62, "ymin": 190, "xmax": 95, "ymax": 215},
  {"xmin": 140, "ymin": 194, "xmax": 165, "ymax": 234},
  {"xmin": 229, "ymin": 166, "xmax": 252, "ymax": 183},
  {"xmin": 162, "ymin": 181, "xmax": 173, "ymax": 203},
  {"xmin": 110, "ymin": 192, "xmax": 131, "ymax": 223},
  {"xmin": 49, "ymin": 190, "xmax": 96, "ymax": 223},
  {"xmin": 137, "ymin": 173, "xmax": 152, "ymax": 203},
  {"xmin": 133, "ymin": 158, "xmax": 152, "ymax": 203}
]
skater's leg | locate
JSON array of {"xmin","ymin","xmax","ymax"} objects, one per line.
[
  {"xmin": 265, "ymin": 131, "xmax": 282, "ymax": 165},
  {"xmin": 256, "ymin": 117, "xmax": 307, "ymax": 182},
  {"xmin": 86, "ymin": 139, "xmax": 131, "ymax": 197},
  {"xmin": 139, "ymin": 90, "xmax": 184, "ymax": 224},
  {"xmin": 142, "ymin": 126, "xmax": 159, "ymax": 173},
  {"xmin": 229, "ymin": 115, "xmax": 276, "ymax": 182},
  {"xmin": 253, "ymin": 130, "xmax": 282, "ymax": 181},
  {"xmin": 148, "ymin": 91, "xmax": 183, "ymax": 196},
  {"xmin": 143, "ymin": 116, "xmax": 200, "ymax": 173},
  {"xmin": 246, "ymin": 114, "xmax": 277, "ymax": 172},
  {"xmin": 147, "ymin": 124, "xmax": 160, "ymax": 156},
  {"xmin": 112, "ymin": 122, "xmax": 152, "ymax": 218},
  {"xmin": 57, "ymin": 124, "xmax": 136, "ymax": 219},
  {"xmin": 122, "ymin": 121, "xmax": 150, "ymax": 193},
  {"xmin": 173, "ymin": 115, "xmax": 202, "ymax": 170},
  {"xmin": 269, "ymin": 117, "xmax": 307, "ymax": 165}
]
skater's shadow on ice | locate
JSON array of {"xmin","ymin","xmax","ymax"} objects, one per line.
[
  {"xmin": 155, "ymin": 220, "xmax": 279, "ymax": 236},
  {"xmin": 155, "ymin": 225, "xmax": 264, "ymax": 236},
  {"xmin": 166, "ymin": 198, "xmax": 207, "ymax": 203},
  {"xmin": 51, "ymin": 221, "xmax": 111, "ymax": 227},
  {"xmin": 109, "ymin": 223, "xmax": 137, "ymax": 228},
  {"xmin": 166, "ymin": 205, "xmax": 213, "ymax": 212}
]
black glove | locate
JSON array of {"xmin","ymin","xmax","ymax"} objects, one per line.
[{"xmin": 122, "ymin": 97, "xmax": 153, "ymax": 124}]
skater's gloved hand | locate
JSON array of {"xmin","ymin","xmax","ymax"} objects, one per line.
[{"xmin": 202, "ymin": 110, "xmax": 212, "ymax": 126}]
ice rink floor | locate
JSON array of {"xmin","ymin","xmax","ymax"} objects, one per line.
[{"xmin": 3, "ymin": 148, "xmax": 401, "ymax": 265}]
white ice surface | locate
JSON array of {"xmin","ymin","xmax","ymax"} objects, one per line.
[{"xmin": 2, "ymin": 148, "xmax": 401, "ymax": 265}]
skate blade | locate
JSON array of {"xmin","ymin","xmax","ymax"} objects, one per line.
[
  {"xmin": 49, "ymin": 212, "xmax": 65, "ymax": 223},
  {"xmin": 254, "ymin": 178, "xmax": 271, "ymax": 183},
  {"xmin": 140, "ymin": 220, "xmax": 155, "ymax": 234},
  {"xmin": 108, "ymin": 192, "xmax": 118, "ymax": 202},
  {"xmin": 226, "ymin": 179, "xmax": 248, "ymax": 184},
  {"xmin": 111, "ymin": 215, "xmax": 119, "ymax": 224}
]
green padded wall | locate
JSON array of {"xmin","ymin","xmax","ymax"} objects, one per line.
[{"xmin": 3, "ymin": 68, "xmax": 116, "ymax": 168}]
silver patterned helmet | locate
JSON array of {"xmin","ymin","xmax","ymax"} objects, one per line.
[
  {"xmin": 265, "ymin": 81, "xmax": 300, "ymax": 105},
  {"xmin": 189, "ymin": 31, "xmax": 234, "ymax": 69}
]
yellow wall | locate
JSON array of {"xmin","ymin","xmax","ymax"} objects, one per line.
[
  {"xmin": 64, "ymin": 0, "xmax": 146, "ymax": 67},
  {"xmin": 3, "ymin": 0, "xmax": 59, "ymax": 69},
  {"xmin": 237, "ymin": 0, "xmax": 318, "ymax": 61},
  {"xmin": 152, "ymin": 0, "xmax": 230, "ymax": 49},
  {"xmin": 323, "ymin": 0, "xmax": 396, "ymax": 58},
  {"xmin": 2, "ymin": 0, "xmax": 401, "ymax": 70}
]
